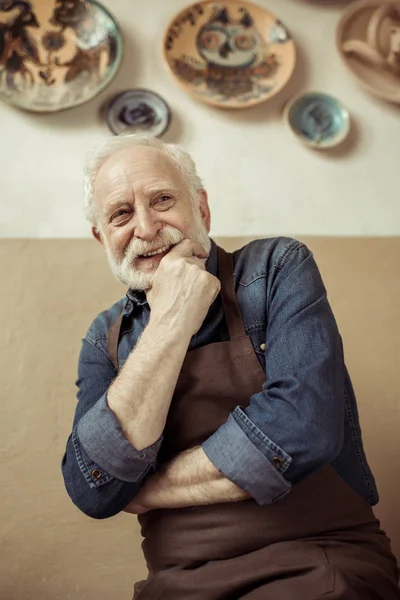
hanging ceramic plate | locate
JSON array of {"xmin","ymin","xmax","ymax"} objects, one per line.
[
  {"xmin": 0, "ymin": 0, "xmax": 123, "ymax": 113},
  {"xmin": 284, "ymin": 92, "xmax": 350, "ymax": 149},
  {"xmin": 336, "ymin": 0, "xmax": 400, "ymax": 104},
  {"xmin": 105, "ymin": 89, "xmax": 171, "ymax": 137},
  {"xmin": 163, "ymin": 0, "xmax": 296, "ymax": 109}
]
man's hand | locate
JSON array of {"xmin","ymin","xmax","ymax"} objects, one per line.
[
  {"xmin": 123, "ymin": 471, "xmax": 161, "ymax": 515},
  {"xmin": 147, "ymin": 239, "xmax": 221, "ymax": 338},
  {"xmin": 123, "ymin": 500, "xmax": 149, "ymax": 515}
]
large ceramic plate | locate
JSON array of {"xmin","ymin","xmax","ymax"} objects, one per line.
[
  {"xmin": 336, "ymin": 0, "xmax": 400, "ymax": 104},
  {"xmin": 163, "ymin": 0, "xmax": 296, "ymax": 109},
  {"xmin": 0, "ymin": 0, "xmax": 123, "ymax": 113}
]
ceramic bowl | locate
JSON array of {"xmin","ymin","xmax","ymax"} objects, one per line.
[
  {"xmin": 105, "ymin": 89, "xmax": 171, "ymax": 137},
  {"xmin": 163, "ymin": 0, "xmax": 296, "ymax": 109},
  {"xmin": 0, "ymin": 0, "xmax": 123, "ymax": 113},
  {"xmin": 336, "ymin": 0, "xmax": 400, "ymax": 104},
  {"xmin": 284, "ymin": 92, "xmax": 351, "ymax": 149}
]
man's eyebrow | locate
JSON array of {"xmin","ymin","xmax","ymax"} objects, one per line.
[
  {"xmin": 103, "ymin": 197, "xmax": 132, "ymax": 215},
  {"xmin": 144, "ymin": 184, "xmax": 180, "ymax": 196}
]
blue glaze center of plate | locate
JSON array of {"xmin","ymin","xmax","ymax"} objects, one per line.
[
  {"xmin": 288, "ymin": 93, "xmax": 349, "ymax": 147},
  {"xmin": 106, "ymin": 89, "xmax": 171, "ymax": 137}
]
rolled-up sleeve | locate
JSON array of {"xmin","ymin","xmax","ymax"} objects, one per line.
[
  {"xmin": 203, "ymin": 411, "xmax": 292, "ymax": 504},
  {"xmin": 203, "ymin": 242, "xmax": 345, "ymax": 505},
  {"xmin": 78, "ymin": 393, "xmax": 162, "ymax": 483},
  {"xmin": 62, "ymin": 337, "xmax": 161, "ymax": 518}
]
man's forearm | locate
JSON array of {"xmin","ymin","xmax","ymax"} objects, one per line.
[
  {"xmin": 107, "ymin": 315, "xmax": 191, "ymax": 451},
  {"xmin": 124, "ymin": 446, "xmax": 251, "ymax": 512}
]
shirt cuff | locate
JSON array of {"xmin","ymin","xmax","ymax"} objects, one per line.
[
  {"xmin": 72, "ymin": 428, "xmax": 114, "ymax": 488},
  {"xmin": 202, "ymin": 408, "xmax": 292, "ymax": 505},
  {"xmin": 77, "ymin": 394, "xmax": 163, "ymax": 482}
]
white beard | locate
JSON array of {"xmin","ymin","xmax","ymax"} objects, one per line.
[{"xmin": 103, "ymin": 210, "xmax": 211, "ymax": 291}]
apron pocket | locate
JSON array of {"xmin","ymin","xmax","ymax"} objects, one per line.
[{"xmin": 237, "ymin": 540, "xmax": 335, "ymax": 600}]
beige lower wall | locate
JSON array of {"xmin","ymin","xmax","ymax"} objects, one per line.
[{"xmin": 1, "ymin": 237, "xmax": 399, "ymax": 600}]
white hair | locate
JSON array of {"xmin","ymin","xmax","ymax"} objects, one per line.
[{"xmin": 83, "ymin": 134, "xmax": 204, "ymax": 226}]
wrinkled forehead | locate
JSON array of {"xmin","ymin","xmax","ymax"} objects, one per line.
[{"xmin": 93, "ymin": 146, "xmax": 186, "ymax": 199}]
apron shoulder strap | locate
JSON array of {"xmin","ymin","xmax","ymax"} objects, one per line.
[
  {"xmin": 107, "ymin": 311, "xmax": 124, "ymax": 371},
  {"xmin": 217, "ymin": 246, "xmax": 247, "ymax": 341}
]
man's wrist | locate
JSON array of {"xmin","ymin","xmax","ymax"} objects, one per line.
[{"xmin": 146, "ymin": 312, "xmax": 193, "ymax": 346}]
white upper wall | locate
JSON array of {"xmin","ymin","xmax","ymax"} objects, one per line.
[{"xmin": 0, "ymin": 0, "xmax": 399, "ymax": 238}]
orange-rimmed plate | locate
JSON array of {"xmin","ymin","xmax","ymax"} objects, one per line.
[{"xmin": 163, "ymin": 0, "xmax": 296, "ymax": 109}]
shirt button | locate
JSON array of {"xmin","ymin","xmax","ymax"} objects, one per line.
[
  {"xmin": 91, "ymin": 469, "xmax": 103, "ymax": 480},
  {"xmin": 272, "ymin": 456, "xmax": 283, "ymax": 468},
  {"xmin": 259, "ymin": 343, "xmax": 266, "ymax": 351}
]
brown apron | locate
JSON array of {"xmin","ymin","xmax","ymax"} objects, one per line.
[{"xmin": 108, "ymin": 247, "xmax": 400, "ymax": 600}]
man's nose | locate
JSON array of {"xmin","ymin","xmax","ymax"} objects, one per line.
[{"xmin": 133, "ymin": 208, "xmax": 162, "ymax": 241}]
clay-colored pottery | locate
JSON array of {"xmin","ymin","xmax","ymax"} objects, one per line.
[
  {"xmin": 0, "ymin": 0, "xmax": 123, "ymax": 112},
  {"xmin": 336, "ymin": 0, "xmax": 400, "ymax": 104},
  {"xmin": 163, "ymin": 0, "xmax": 296, "ymax": 109}
]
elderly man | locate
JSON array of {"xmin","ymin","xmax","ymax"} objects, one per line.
[{"xmin": 62, "ymin": 135, "xmax": 399, "ymax": 599}]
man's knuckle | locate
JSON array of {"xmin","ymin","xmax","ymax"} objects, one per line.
[{"xmin": 199, "ymin": 270, "xmax": 209, "ymax": 282}]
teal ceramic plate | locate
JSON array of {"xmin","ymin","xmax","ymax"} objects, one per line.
[
  {"xmin": 284, "ymin": 92, "xmax": 350, "ymax": 149},
  {"xmin": 0, "ymin": 0, "xmax": 123, "ymax": 113}
]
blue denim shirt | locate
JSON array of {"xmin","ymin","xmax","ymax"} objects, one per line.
[{"xmin": 62, "ymin": 237, "xmax": 378, "ymax": 519}]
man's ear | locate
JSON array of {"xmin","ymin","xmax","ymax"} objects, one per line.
[
  {"xmin": 199, "ymin": 189, "xmax": 211, "ymax": 233},
  {"xmin": 92, "ymin": 226, "xmax": 103, "ymax": 245}
]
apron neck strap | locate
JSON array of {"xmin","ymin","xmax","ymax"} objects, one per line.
[
  {"xmin": 107, "ymin": 312, "xmax": 123, "ymax": 372},
  {"xmin": 217, "ymin": 246, "xmax": 247, "ymax": 340}
]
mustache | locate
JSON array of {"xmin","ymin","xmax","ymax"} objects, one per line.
[{"xmin": 122, "ymin": 226, "xmax": 185, "ymax": 261}]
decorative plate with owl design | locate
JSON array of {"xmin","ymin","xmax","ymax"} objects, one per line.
[{"xmin": 163, "ymin": 0, "xmax": 296, "ymax": 108}]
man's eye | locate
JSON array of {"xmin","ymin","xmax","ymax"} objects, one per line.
[
  {"xmin": 159, "ymin": 195, "xmax": 172, "ymax": 202},
  {"xmin": 112, "ymin": 209, "xmax": 129, "ymax": 220}
]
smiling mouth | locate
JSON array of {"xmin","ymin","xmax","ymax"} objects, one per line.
[{"xmin": 137, "ymin": 244, "xmax": 171, "ymax": 258}]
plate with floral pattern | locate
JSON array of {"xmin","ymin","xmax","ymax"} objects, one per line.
[
  {"xmin": 163, "ymin": 0, "xmax": 296, "ymax": 108},
  {"xmin": 0, "ymin": 0, "xmax": 123, "ymax": 112}
]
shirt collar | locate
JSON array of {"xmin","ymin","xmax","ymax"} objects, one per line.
[{"xmin": 125, "ymin": 238, "xmax": 218, "ymax": 311}]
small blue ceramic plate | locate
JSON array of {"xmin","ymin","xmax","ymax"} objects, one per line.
[
  {"xmin": 284, "ymin": 92, "xmax": 350, "ymax": 149},
  {"xmin": 105, "ymin": 89, "xmax": 171, "ymax": 137}
]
